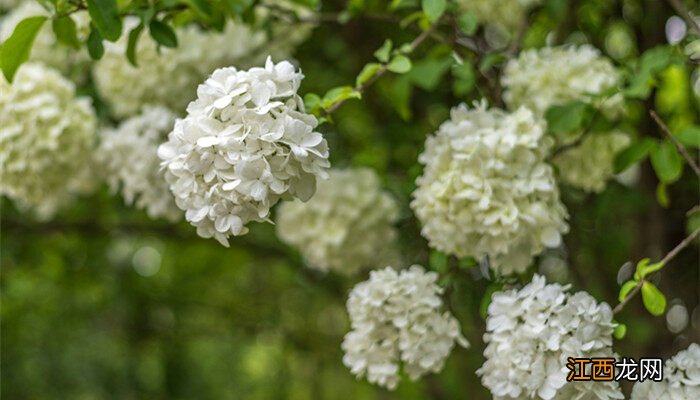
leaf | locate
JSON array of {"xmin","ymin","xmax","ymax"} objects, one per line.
[
  {"xmin": 656, "ymin": 182, "xmax": 670, "ymax": 208},
  {"xmin": 613, "ymin": 323, "xmax": 627, "ymax": 340},
  {"xmin": 183, "ymin": 0, "xmax": 212, "ymax": 18},
  {"xmin": 429, "ymin": 250, "xmax": 448, "ymax": 272},
  {"xmin": 421, "ymin": 0, "xmax": 446, "ymax": 22},
  {"xmin": 634, "ymin": 258, "xmax": 665, "ymax": 280},
  {"xmin": 86, "ymin": 26, "xmax": 104, "ymax": 60},
  {"xmin": 457, "ymin": 12, "xmax": 478, "ymax": 35},
  {"xmin": 86, "ymin": 0, "xmax": 122, "ymax": 42},
  {"xmin": 321, "ymin": 86, "xmax": 361, "ymax": 109},
  {"xmin": 544, "ymin": 101, "xmax": 593, "ymax": 135},
  {"xmin": 614, "ymin": 138, "xmax": 656, "ymax": 173},
  {"xmin": 126, "ymin": 24, "xmax": 144, "ymax": 66},
  {"xmin": 383, "ymin": 76, "xmax": 412, "ymax": 120},
  {"xmin": 675, "ymin": 126, "xmax": 700, "ymax": 148},
  {"xmin": 355, "ymin": 63, "xmax": 381, "ymax": 87},
  {"xmin": 650, "ymin": 140, "xmax": 683, "ymax": 184},
  {"xmin": 641, "ymin": 281, "xmax": 667, "ymax": 316},
  {"xmin": 52, "ymin": 16, "xmax": 80, "ymax": 49},
  {"xmin": 639, "ymin": 46, "xmax": 674, "ymax": 74},
  {"xmin": 0, "ymin": 16, "xmax": 46, "ymax": 82},
  {"xmin": 452, "ymin": 61, "xmax": 475, "ymax": 95},
  {"xmin": 407, "ymin": 55, "xmax": 452, "ymax": 90},
  {"xmin": 303, "ymin": 93, "xmax": 322, "ymax": 114},
  {"xmin": 149, "ymin": 20, "xmax": 178, "ymax": 48},
  {"xmin": 387, "ymin": 54, "xmax": 412, "ymax": 74},
  {"xmin": 619, "ymin": 280, "xmax": 638, "ymax": 302},
  {"xmin": 374, "ymin": 39, "xmax": 392, "ymax": 63}
]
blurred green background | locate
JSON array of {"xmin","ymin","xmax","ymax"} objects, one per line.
[{"xmin": 2, "ymin": 0, "xmax": 700, "ymax": 398}]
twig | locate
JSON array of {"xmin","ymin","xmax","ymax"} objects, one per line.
[
  {"xmin": 667, "ymin": 0, "xmax": 700, "ymax": 36},
  {"xmin": 650, "ymin": 110, "xmax": 700, "ymax": 178},
  {"xmin": 548, "ymin": 110, "xmax": 600, "ymax": 160},
  {"xmin": 613, "ymin": 226, "xmax": 700, "ymax": 314},
  {"xmin": 324, "ymin": 19, "xmax": 442, "ymax": 114}
]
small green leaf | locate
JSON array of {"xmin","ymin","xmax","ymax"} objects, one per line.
[
  {"xmin": 619, "ymin": 280, "xmax": 638, "ymax": 302},
  {"xmin": 544, "ymin": 101, "xmax": 593, "ymax": 135},
  {"xmin": 422, "ymin": 0, "xmax": 446, "ymax": 22},
  {"xmin": 429, "ymin": 250, "xmax": 448, "ymax": 272},
  {"xmin": 480, "ymin": 284, "xmax": 502, "ymax": 319},
  {"xmin": 457, "ymin": 12, "xmax": 478, "ymax": 35},
  {"xmin": 675, "ymin": 126, "xmax": 700, "ymax": 148},
  {"xmin": 408, "ymin": 55, "xmax": 452, "ymax": 90},
  {"xmin": 458, "ymin": 257, "xmax": 477, "ymax": 269},
  {"xmin": 303, "ymin": 93, "xmax": 322, "ymax": 114},
  {"xmin": 0, "ymin": 16, "xmax": 47, "ymax": 82},
  {"xmin": 52, "ymin": 16, "xmax": 81, "ymax": 49},
  {"xmin": 183, "ymin": 0, "xmax": 212, "ymax": 18},
  {"xmin": 613, "ymin": 323, "xmax": 627, "ymax": 339},
  {"xmin": 641, "ymin": 281, "xmax": 667, "ymax": 316},
  {"xmin": 374, "ymin": 39, "xmax": 392, "ymax": 63},
  {"xmin": 387, "ymin": 54, "xmax": 412, "ymax": 74},
  {"xmin": 656, "ymin": 182, "xmax": 670, "ymax": 208},
  {"xmin": 452, "ymin": 61, "xmax": 475, "ymax": 96},
  {"xmin": 650, "ymin": 140, "xmax": 683, "ymax": 184},
  {"xmin": 149, "ymin": 20, "xmax": 178, "ymax": 48},
  {"xmin": 614, "ymin": 138, "xmax": 656, "ymax": 173},
  {"xmin": 126, "ymin": 24, "xmax": 144, "ymax": 66},
  {"xmin": 86, "ymin": 26, "xmax": 104, "ymax": 60},
  {"xmin": 321, "ymin": 86, "xmax": 361, "ymax": 109},
  {"xmin": 355, "ymin": 63, "xmax": 381, "ymax": 87},
  {"xmin": 634, "ymin": 258, "xmax": 665, "ymax": 280},
  {"xmin": 86, "ymin": 0, "xmax": 122, "ymax": 42}
]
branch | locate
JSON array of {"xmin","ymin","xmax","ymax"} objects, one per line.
[
  {"xmin": 548, "ymin": 110, "xmax": 600, "ymax": 160},
  {"xmin": 324, "ymin": 18, "xmax": 442, "ymax": 115},
  {"xmin": 613, "ymin": 226, "xmax": 700, "ymax": 314},
  {"xmin": 666, "ymin": 0, "xmax": 700, "ymax": 36},
  {"xmin": 650, "ymin": 110, "xmax": 700, "ymax": 178}
]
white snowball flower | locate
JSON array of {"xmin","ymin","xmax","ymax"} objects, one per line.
[
  {"xmin": 158, "ymin": 58, "xmax": 330, "ymax": 246},
  {"xmin": 276, "ymin": 167, "xmax": 400, "ymax": 275},
  {"xmin": 455, "ymin": 0, "xmax": 542, "ymax": 35},
  {"xmin": 93, "ymin": 14, "xmax": 310, "ymax": 118},
  {"xmin": 411, "ymin": 101, "xmax": 569, "ymax": 275},
  {"xmin": 478, "ymin": 275, "xmax": 624, "ymax": 400},
  {"xmin": 631, "ymin": 343, "xmax": 700, "ymax": 399},
  {"xmin": 0, "ymin": 2, "xmax": 89, "ymax": 77},
  {"xmin": 342, "ymin": 265, "xmax": 468, "ymax": 390},
  {"xmin": 0, "ymin": 63, "xmax": 97, "ymax": 218},
  {"xmin": 97, "ymin": 106, "xmax": 180, "ymax": 221}
]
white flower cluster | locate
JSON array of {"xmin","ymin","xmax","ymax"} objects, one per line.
[
  {"xmin": 276, "ymin": 168, "xmax": 400, "ymax": 275},
  {"xmin": 455, "ymin": 0, "xmax": 542, "ymax": 34},
  {"xmin": 93, "ymin": 15, "xmax": 309, "ymax": 118},
  {"xmin": 342, "ymin": 266, "xmax": 468, "ymax": 390},
  {"xmin": 0, "ymin": 2, "xmax": 89, "ymax": 76},
  {"xmin": 97, "ymin": 106, "xmax": 180, "ymax": 221},
  {"xmin": 631, "ymin": 343, "xmax": 700, "ymax": 399},
  {"xmin": 158, "ymin": 58, "xmax": 330, "ymax": 246},
  {"xmin": 411, "ymin": 101, "xmax": 568, "ymax": 275},
  {"xmin": 0, "ymin": 63, "xmax": 97, "ymax": 218},
  {"xmin": 478, "ymin": 275, "xmax": 623, "ymax": 400}
]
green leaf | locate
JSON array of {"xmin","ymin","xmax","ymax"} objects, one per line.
[
  {"xmin": 613, "ymin": 323, "xmax": 627, "ymax": 340},
  {"xmin": 457, "ymin": 12, "xmax": 478, "ymax": 35},
  {"xmin": 614, "ymin": 138, "xmax": 656, "ymax": 173},
  {"xmin": 407, "ymin": 56, "xmax": 452, "ymax": 90},
  {"xmin": 458, "ymin": 257, "xmax": 477, "ymax": 269},
  {"xmin": 675, "ymin": 126, "xmax": 700, "ymax": 148},
  {"xmin": 544, "ymin": 101, "xmax": 593, "ymax": 135},
  {"xmin": 429, "ymin": 250, "xmax": 448, "ymax": 272},
  {"xmin": 619, "ymin": 280, "xmax": 638, "ymax": 302},
  {"xmin": 656, "ymin": 182, "xmax": 670, "ymax": 208},
  {"xmin": 86, "ymin": 0, "xmax": 122, "ymax": 42},
  {"xmin": 639, "ymin": 46, "xmax": 674, "ymax": 74},
  {"xmin": 421, "ymin": 0, "xmax": 446, "ymax": 22},
  {"xmin": 52, "ymin": 16, "xmax": 80, "ymax": 49},
  {"xmin": 387, "ymin": 54, "xmax": 412, "ymax": 74},
  {"xmin": 634, "ymin": 258, "xmax": 665, "ymax": 280},
  {"xmin": 480, "ymin": 284, "xmax": 502, "ymax": 319},
  {"xmin": 355, "ymin": 63, "xmax": 381, "ymax": 87},
  {"xmin": 374, "ymin": 39, "xmax": 392, "ymax": 63},
  {"xmin": 126, "ymin": 24, "xmax": 144, "ymax": 66},
  {"xmin": 149, "ymin": 20, "xmax": 178, "ymax": 48},
  {"xmin": 641, "ymin": 281, "xmax": 667, "ymax": 316},
  {"xmin": 0, "ymin": 16, "xmax": 46, "ymax": 82},
  {"xmin": 321, "ymin": 86, "xmax": 361, "ymax": 109},
  {"xmin": 86, "ymin": 26, "xmax": 104, "ymax": 60},
  {"xmin": 650, "ymin": 140, "xmax": 683, "ymax": 184},
  {"xmin": 182, "ymin": 0, "xmax": 212, "ymax": 18},
  {"xmin": 452, "ymin": 61, "xmax": 475, "ymax": 96},
  {"xmin": 303, "ymin": 93, "xmax": 322, "ymax": 114},
  {"xmin": 382, "ymin": 76, "xmax": 412, "ymax": 120}
]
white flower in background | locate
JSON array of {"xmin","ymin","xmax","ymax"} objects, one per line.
[
  {"xmin": 478, "ymin": 275, "xmax": 623, "ymax": 400},
  {"xmin": 0, "ymin": 2, "xmax": 89, "ymax": 76},
  {"xmin": 93, "ymin": 12, "xmax": 311, "ymax": 118},
  {"xmin": 97, "ymin": 106, "xmax": 180, "ymax": 221},
  {"xmin": 158, "ymin": 58, "xmax": 330, "ymax": 246},
  {"xmin": 0, "ymin": 63, "xmax": 97, "ymax": 218},
  {"xmin": 631, "ymin": 343, "xmax": 700, "ymax": 399},
  {"xmin": 276, "ymin": 167, "xmax": 400, "ymax": 275},
  {"xmin": 455, "ymin": 0, "xmax": 542, "ymax": 35},
  {"xmin": 411, "ymin": 101, "xmax": 568, "ymax": 275},
  {"xmin": 552, "ymin": 132, "xmax": 630, "ymax": 192},
  {"xmin": 0, "ymin": 0, "xmax": 21, "ymax": 10},
  {"xmin": 342, "ymin": 266, "xmax": 468, "ymax": 390}
]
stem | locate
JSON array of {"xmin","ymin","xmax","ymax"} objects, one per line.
[
  {"xmin": 548, "ymin": 110, "xmax": 600, "ymax": 160},
  {"xmin": 666, "ymin": 0, "xmax": 700, "ymax": 36},
  {"xmin": 613, "ymin": 226, "xmax": 700, "ymax": 314},
  {"xmin": 649, "ymin": 110, "xmax": 700, "ymax": 177}
]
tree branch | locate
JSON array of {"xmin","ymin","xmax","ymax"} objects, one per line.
[{"xmin": 650, "ymin": 110, "xmax": 700, "ymax": 177}]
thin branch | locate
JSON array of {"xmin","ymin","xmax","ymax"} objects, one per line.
[
  {"xmin": 548, "ymin": 110, "xmax": 600, "ymax": 160},
  {"xmin": 667, "ymin": 0, "xmax": 700, "ymax": 36},
  {"xmin": 650, "ymin": 110, "xmax": 700, "ymax": 177},
  {"xmin": 613, "ymin": 226, "xmax": 700, "ymax": 314}
]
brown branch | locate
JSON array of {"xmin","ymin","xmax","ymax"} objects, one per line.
[
  {"xmin": 548, "ymin": 110, "xmax": 600, "ymax": 160},
  {"xmin": 613, "ymin": 226, "xmax": 700, "ymax": 314},
  {"xmin": 667, "ymin": 0, "xmax": 700, "ymax": 36},
  {"xmin": 650, "ymin": 110, "xmax": 700, "ymax": 178}
]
